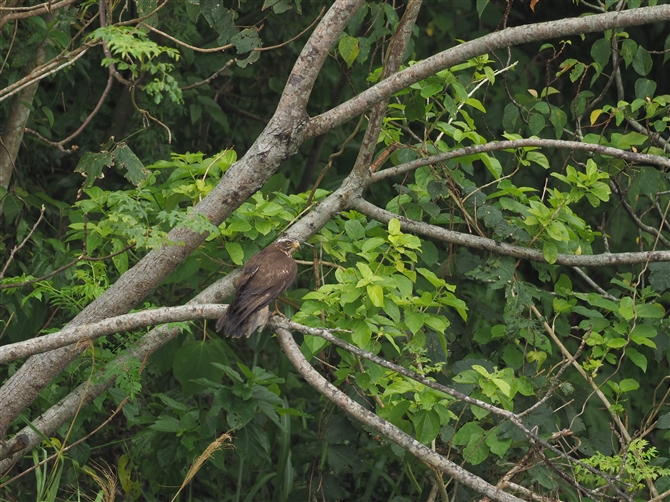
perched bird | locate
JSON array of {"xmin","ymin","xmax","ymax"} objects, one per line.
[{"xmin": 215, "ymin": 237, "xmax": 301, "ymax": 337}]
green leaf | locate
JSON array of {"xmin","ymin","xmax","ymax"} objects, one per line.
[
  {"xmin": 345, "ymin": 219, "xmax": 365, "ymax": 240},
  {"xmin": 150, "ymin": 415, "xmax": 181, "ymax": 433},
  {"xmin": 338, "ymin": 35, "xmax": 359, "ymax": 68},
  {"xmin": 528, "ymin": 113, "xmax": 546, "ymax": 136},
  {"xmin": 452, "ymin": 422, "xmax": 484, "ymax": 445},
  {"xmin": 463, "ymin": 433, "xmax": 489, "ymax": 465},
  {"xmin": 606, "ymin": 337, "xmax": 627, "ymax": 349},
  {"xmin": 226, "ymin": 242, "xmax": 245, "ymax": 265},
  {"xmin": 635, "ymin": 303, "xmax": 665, "ymax": 319},
  {"xmin": 113, "ymin": 142, "xmax": 149, "ymax": 186},
  {"xmin": 413, "ymin": 409, "xmax": 440, "ymax": 445},
  {"xmin": 621, "ymin": 38, "xmax": 638, "ymax": 67},
  {"xmin": 351, "ymin": 319, "xmax": 371, "ymax": 347},
  {"xmin": 635, "ymin": 78, "xmax": 657, "ymax": 100},
  {"xmin": 420, "ymin": 83, "xmax": 443, "ymax": 98},
  {"xmin": 356, "ymin": 262, "xmax": 374, "ymax": 280},
  {"xmin": 200, "ymin": 1, "xmax": 236, "ymax": 42},
  {"xmin": 630, "ymin": 324, "xmax": 657, "ymax": 348},
  {"xmin": 626, "ymin": 347, "xmax": 647, "ymax": 372},
  {"xmin": 543, "ymin": 241, "xmax": 558, "ymax": 264},
  {"xmin": 632, "ymin": 46, "xmax": 652, "ymax": 76},
  {"xmin": 545, "ymin": 221, "xmax": 569, "ymax": 242},
  {"xmin": 173, "ymin": 340, "xmax": 229, "ymax": 396},
  {"xmin": 527, "ymin": 151, "xmax": 549, "ymax": 169},
  {"xmin": 618, "ymin": 297, "xmax": 635, "ymax": 320},
  {"xmin": 361, "ymin": 237, "xmax": 387, "ymax": 253},
  {"xmin": 405, "ymin": 311, "xmax": 424, "ymax": 334},
  {"xmin": 618, "ymin": 378, "xmax": 639, "ymax": 393},
  {"xmin": 485, "ymin": 430, "xmax": 512, "ymax": 458},
  {"xmin": 657, "ymin": 413, "xmax": 670, "ymax": 429},
  {"xmin": 75, "ymin": 151, "xmax": 114, "ymax": 188},
  {"xmin": 367, "ymin": 284, "xmax": 384, "ymax": 308},
  {"xmin": 231, "ymin": 28, "xmax": 261, "ymax": 54},
  {"xmin": 383, "ymin": 297, "xmax": 400, "ymax": 323},
  {"xmin": 388, "ymin": 218, "xmax": 401, "ymax": 235},
  {"xmin": 590, "ymin": 38, "xmax": 611, "ymax": 67}
]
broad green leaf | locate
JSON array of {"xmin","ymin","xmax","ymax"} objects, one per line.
[
  {"xmin": 173, "ymin": 339, "xmax": 229, "ymax": 396},
  {"xmin": 633, "ymin": 45, "xmax": 652, "ymax": 76},
  {"xmin": 485, "ymin": 430, "xmax": 512, "ymax": 458},
  {"xmin": 367, "ymin": 284, "xmax": 384, "ymax": 307},
  {"xmin": 452, "ymin": 422, "xmax": 484, "ymax": 445},
  {"xmin": 351, "ymin": 319, "xmax": 371, "ymax": 347},
  {"xmin": 150, "ymin": 416, "xmax": 181, "ymax": 433},
  {"xmin": 75, "ymin": 151, "xmax": 114, "ymax": 188},
  {"xmin": 413, "ymin": 409, "xmax": 440, "ymax": 444},
  {"xmin": 543, "ymin": 241, "xmax": 558, "ymax": 264},
  {"xmin": 114, "ymin": 142, "xmax": 149, "ymax": 185},
  {"xmin": 338, "ymin": 35, "xmax": 359, "ymax": 68},
  {"xmin": 590, "ymin": 38, "xmax": 611, "ymax": 67},
  {"xmin": 618, "ymin": 297, "xmax": 635, "ymax": 320},
  {"xmin": 626, "ymin": 347, "xmax": 647, "ymax": 372},
  {"xmin": 226, "ymin": 241, "xmax": 244, "ymax": 265},
  {"xmin": 405, "ymin": 311, "xmax": 424, "ymax": 335},
  {"xmin": 606, "ymin": 337, "xmax": 627, "ymax": 349},
  {"xmin": 635, "ymin": 78, "xmax": 657, "ymax": 100},
  {"xmin": 635, "ymin": 303, "xmax": 665, "ymax": 319},
  {"xmin": 618, "ymin": 378, "xmax": 639, "ymax": 393},
  {"xmin": 527, "ymin": 151, "xmax": 549, "ymax": 169},
  {"xmin": 630, "ymin": 324, "xmax": 657, "ymax": 348},
  {"xmin": 388, "ymin": 218, "xmax": 401, "ymax": 235},
  {"xmin": 463, "ymin": 433, "xmax": 490, "ymax": 465}
]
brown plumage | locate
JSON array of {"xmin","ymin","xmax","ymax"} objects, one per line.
[{"xmin": 215, "ymin": 238, "xmax": 300, "ymax": 338}]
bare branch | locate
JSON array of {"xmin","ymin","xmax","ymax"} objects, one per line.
[
  {"xmin": 0, "ymin": 305, "xmax": 226, "ymax": 363},
  {"xmin": 372, "ymin": 139, "xmax": 670, "ymax": 182},
  {"xmin": 351, "ymin": 197, "xmax": 670, "ymax": 267},
  {"xmin": 306, "ymin": 5, "xmax": 670, "ymax": 138}
]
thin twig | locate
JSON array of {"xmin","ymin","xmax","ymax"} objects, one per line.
[{"xmin": 0, "ymin": 205, "xmax": 45, "ymax": 280}]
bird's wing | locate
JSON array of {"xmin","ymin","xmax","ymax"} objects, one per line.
[
  {"xmin": 229, "ymin": 261, "xmax": 297, "ymax": 322},
  {"xmin": 216, "ymin": 244, "xmax": 297, "ymax": 336}
]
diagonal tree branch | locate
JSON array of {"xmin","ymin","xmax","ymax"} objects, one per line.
[
  {"xmin": 305, "ymin": 5, "xmax": 670, "ymax": 139},
  {"xmin": 274, "ymin": 325, "xmax": 525, "ymax": 502}
]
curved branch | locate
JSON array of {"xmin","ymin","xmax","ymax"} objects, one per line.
[
  {"xmin": 273, "ymin": 326, "xmax": 524, "ymax": 502},
  {"xmin": 25, "ymin": 73, "xmax": 115, "ymax": 152},
  {"xmin": 371, "ymin": 139, "xmax": 670, "ymax": 182},
  {"xmin": 351, "ymin": 197, "xmax": 670, "ymax": 267},
  {"xmin": 0, "ymin": 305, "xmax": 226, "ymax": 364},
  {"xmin": 306, "ymin": 5, "xmax": 670, "ymax": 138}
]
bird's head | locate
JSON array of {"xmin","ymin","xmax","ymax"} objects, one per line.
[{"xmin": 276, "ymin": 237, "xmax": 301, "ymax": 256}]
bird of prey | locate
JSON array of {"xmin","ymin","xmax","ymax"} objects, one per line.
[{"xmin": 215, "ymin": 237, "xmax": 301, "ymax": 338}]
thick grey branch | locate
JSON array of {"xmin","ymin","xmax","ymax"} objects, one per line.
[
  {"xmin": 351, "ymin": 197, "xmax": 670, "ymax": 267},
  {"xmin": 306, "ymin": 5, "xmax": 670, "ymax": 138}
]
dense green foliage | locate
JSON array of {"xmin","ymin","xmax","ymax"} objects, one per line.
[{"xmin": 3, "ymin": 1, "xmax": 670, "ymax": 501}]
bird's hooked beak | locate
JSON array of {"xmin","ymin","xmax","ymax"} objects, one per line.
[{"xmin": 289, "ymin": 240, "xmax": 301, "ymax": 254}]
